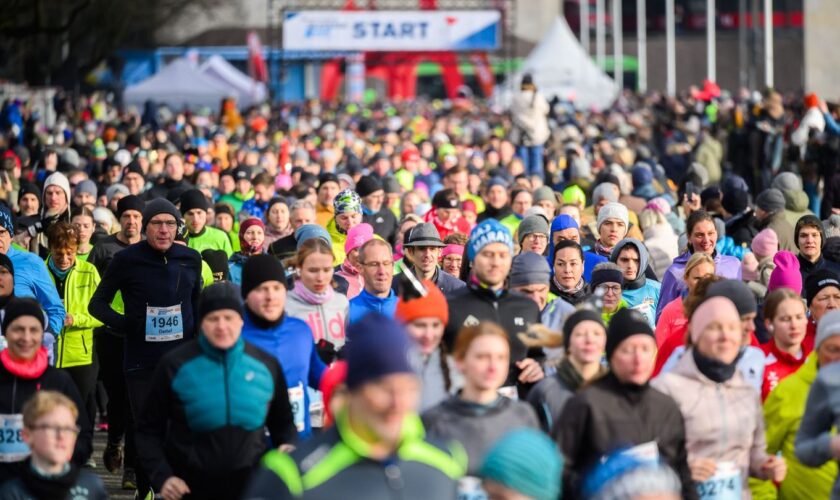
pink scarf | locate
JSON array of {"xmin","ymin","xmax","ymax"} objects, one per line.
[
  {"xmin": 1, "ymin": 348, "xmax": 48, "ymax": 379},
  {"xmin": 293, "ymin": 280, "xmax": 335, "ymax": 305}
]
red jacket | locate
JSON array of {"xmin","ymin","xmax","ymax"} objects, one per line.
[
  {"xmin": 760, "ymin": 340, "xmax": 810, "ymax": 401},
  {"xmin": 424, "ymin": 208, "xmax": 471, "ymax": 240}
]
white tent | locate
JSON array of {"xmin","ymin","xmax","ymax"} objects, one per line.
[
  {"xmin": 199, "ymin": 55, "xmax": 267, "ymax": 108},
  {"xmin": 513, "ymin": 17, "xmax": 618, "ymax": 110},
  {"xmin": 124, "ymin": 58, "xmax": 233, "ymax": 110}
]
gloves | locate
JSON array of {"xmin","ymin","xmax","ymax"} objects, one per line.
[{"xmin": 316, "ymin": 339, "xmax": 339, "ymax": 365}]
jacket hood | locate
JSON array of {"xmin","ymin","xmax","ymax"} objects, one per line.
[
  {"xmin": 610, "ymin": 238, "xmax": 649, "ymax": 282},
  {"xmin": 784, "ymin": 190, "xmax": 810, "ymax": 213}
]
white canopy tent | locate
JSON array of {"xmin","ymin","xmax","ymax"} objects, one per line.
[
  {"xmin": 199, "ymin": 55, "xmax": 268, "ymax": 108},
  {"xmin": 124, "ymin": 58, "xmax": 233, "ymax": 110},
  {"xmin": 510, "ymin": 16, "xmax": 618, "ymax": 111}
]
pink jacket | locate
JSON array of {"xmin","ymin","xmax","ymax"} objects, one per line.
[{"xmin": 652, "ymin": 350, "xmax": 772, "ymax": 498}]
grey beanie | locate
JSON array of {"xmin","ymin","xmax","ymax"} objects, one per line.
[
  {"xmin": 772, "ymin": 172, "xmax": 803, "ymax": 192},
  {"xmin": 597, "ymin": 202, "xmax": 629, "ymax": 230},
  {"xmin": 74, "ymin": 179, "xmax": 98, "ymax": 198},
  {"xmin": 517, "ymin": 214, "xmax": 550, "ymax": 244},
  {"xmin": 592, "ymin": 183, "xmax": 619, "ymax": 206},
  {"xmin": 532, "ymin": 186, "xmax": 556, "ymax": 205},
  {"xmin": 816, "ymin": 309, "xmax": 840, "ymax": 350},
  {"xmin": 509, "ymin": 252, "xmax": 551, "ymax": 288},
  {"xmin": 756, "ymin": 188, "xmax": 786, "ymax": 213}
]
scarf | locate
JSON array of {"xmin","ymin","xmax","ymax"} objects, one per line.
[
  {"xmin": 47, "ymin": 257, "xmax": 72, "ymax": 281},
  {"xmin": 293, "ymin": 280, "xmax": 335, "ymax": 305},
  {"xmin": 553, "ymin": 275, "xmax": 585, "ymax": 295},
  {"xmin": 556, "ymin": 358, "xmax": 608, "ymax": 392},
  {"xmin": 20, "ymin": 460, "xmax": 79, "ymax": 500},
  {"xmin": 0, "ymin": 347, "xmax": 48, "ymax": 379},
  {"xmin": 692, "ymin": 347, "xmax": 738, "ymax": 383},
  {"xmin": 340, "ymin": 261, "xmax": 360, "ymax": 277},
  {"xmin": 594, "ymin": 241, "xmax": 614, "ymax": 258}
]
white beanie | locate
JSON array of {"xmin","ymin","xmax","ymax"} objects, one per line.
[
  {"xmin": 42, "ymin": 172, "xmax": 71, "ymax": 216},
  {"xmin": 597, "ymin": 202, "xmax": 629, "ymax": 230}
]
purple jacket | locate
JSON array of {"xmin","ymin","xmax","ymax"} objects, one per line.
[{"xmin": 655, "ymin": 251, "xmax": 742, "ymax": 321}]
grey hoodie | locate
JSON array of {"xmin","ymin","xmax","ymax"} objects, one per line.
[{"xmin": 794, "ymin": 361, "xmax": 840, "ymax": 498}]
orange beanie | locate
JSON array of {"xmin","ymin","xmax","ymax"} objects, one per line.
[{"xmin": 395, "ymin": 280, "xmax": 449, "ymax": 325}]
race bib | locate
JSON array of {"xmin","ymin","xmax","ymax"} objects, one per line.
[
  {"xmin": 308, "ymin": 388, "xmax": 324, "ymax": 429},
  {"xmin": 697, "ymin": 461, "xmax": 741, "ymax": 500},
  {"xmin": 497, "ymin": 386, "xmax": 518, "ymax": 400},
  {"xmin": 457, "ymin": 476, "xmax": 488, "ymax": 500},
  {"xmin": 0, "ymin": 414, "xmax": 29, "ymax": 463},
  {"xmin": 145, "ymin": 304, "xmax": 183, "ymax": 342},
  {"xmin": 288, "ymin": 383, "xmax": 305, "ymax": 432}
]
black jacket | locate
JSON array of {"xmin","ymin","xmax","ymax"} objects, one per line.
[
  {"xmin": 135, "ymin": 335, "xmax": 296, "ymax": 497},
  {"xmin": 144, "ymin": 178, "xmax": 193, "ymax": 202},
  {"xmin": 557, "ymin": 373, "xmax": 696, "ymax": 500},
  {"xmin": 267, "ymin": 233, "xmax": 297, "ymax": 262},
  {"xmin": 89, "ymin": 240, "xmax": 202, "ymax": 371},
  {"xmin": 725, "ymin": 210, "xmax": 759, "ymax": 248},
  {"xmin": 363, "ymin": 208, "xmax": 399, "ymax": 247},
  {"xmin": 798, "ymin": 253, "xmax": 840, "ymax": 289},
  {"xmin": 0, "ymin": 460, "xmax": 106, "ymax": 499},
  {"xmin": 0, "ymin": 362, "xmax": 92, "ymax": 486},
  {"xmin": 87, "ymin": 233, "xmax": 132, "ymax": 338},
  {"xmin": 392, "ymin": 267, "xmax": 466, "ymax": 296},
  {"xmin": 444, "ymin": 284, "xmax": 543, "ymax": 387}
]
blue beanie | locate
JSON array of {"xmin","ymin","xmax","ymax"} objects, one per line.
[
  {"xmin": 295, "ymin": 224, "xmax": 332, "ymax": 250},
  {"xmin": 345, "ymin": 313, "xmax": 415, "ymax": 390},
  {"xmin": 547, "ymin": 214, "xmax": 580, "ymax": 273},
  {"xmin": 480, "ymin": 429, "xmax": 563, "ymax": 500},
  {"xmin": 467, "ymin": 219, "xmax": 513, "ymax": 262},
  {"xmin": 631, "ymin": 165, "xmax": 654, "ymax": 188},
  {"xmin": 0, "ymin": 205, "xmax": 12, "ymax": 235}
]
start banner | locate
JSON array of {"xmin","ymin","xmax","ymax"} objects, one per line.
[{"xmin": 283, "ymin": 10, "xmax": 501, "ymax": 52}]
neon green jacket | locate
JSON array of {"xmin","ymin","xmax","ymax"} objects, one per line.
[
  {"xmin": 326, "ymin": 217, "xmax": 347, "ymax": 265},
  {"xmin": 218, "ymin": 190, "xmax": 254, "ymax": 214},
  {"xmin": 750, "ymin": 353, "xmax": 838, "ymax": 500},
  {"xmin": 188, "ymin": 226, "xmax": 233, "ymax": 258},
  {"xmin": 49, "ymin": 259, "xmax": 104, "ymax": 368}
]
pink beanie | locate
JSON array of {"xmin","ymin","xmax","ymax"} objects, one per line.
[
  {"xmin": 751, "ymin": 228, "xmax": 779, "ymax": 258},
  {"xmin": 689, "ymin": 296, "xmax": 741, "ymax": 344},
  {"xmin": 345, "ymin": 223, "xmax": 374, "ymax": 255},
  {"xmin": 741, "ymin": 253, "xmax": 759, "ymax": 282},
  {"xmin": 645, "ymin": 197, "xmax": 671, "ymax": 215},
  {"xmin": 442, "ymin": 244, "xmax": 464, "ymax": 258},
  {"xmin": 767, "ymin": 251, "xmax": 802, "ymax": 294}
]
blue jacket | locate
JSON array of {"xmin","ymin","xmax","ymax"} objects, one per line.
[
  {"xmin": 135, "ymin": 334, "xmax": 296, "ymax": 493},
  {"xmin": 241, "ymin": 198, "xmax": 270, "ymax": 220},
  {"xmin": 7, "ymin": 247, "xmax": 65, "ymax": 335},
  {"xmin": 241, "ymin": 311, "xmax": 326, "ymax": 438},
  {"xmin": 609, "ymin": 238, "xmax": 661, "ymax": 329},
  {"xmin": 348, "ymin": 289, "xmax": 397, "ymax": 324},
  {"xmin": 228, "ymin": 252, "xmax": 248, "ymax": 286}
]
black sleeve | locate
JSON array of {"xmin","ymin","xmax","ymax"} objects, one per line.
[
  {"xmin": 265, "ymin": 357, "xmax": 297, "ymax": 446},
  {"xmin": 135, "ymin": 357, "xmax": 177, "ymax": 490},
  {"xmin": 556, "ymin": 394, "xmax": 590, "ymax": 500},
  {"xmin": 88, "ymin": 252, "xmax": 126, "ymax": 331},
  {"xmin": 241, "ymin": 465, "xmax": 296, "ymax": 500},
  {"xmin": 664, "ymin": 404, "xmax": 698, "ymax": 500},
  {"xmin": 190, "ymin": 258, "xmax": 202, "ymax": 339}
]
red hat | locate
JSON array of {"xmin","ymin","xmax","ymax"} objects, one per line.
[
  {"xmin": 395, "ymin": 280, "xmax": 449, "ymax": 324},
  {"xmin": 319, "ymin": 361, "xmax": 347, "ymax": 428},
  {"xmin": 401, "ymin": 148, "xmax": 420, "ymax": 163}
]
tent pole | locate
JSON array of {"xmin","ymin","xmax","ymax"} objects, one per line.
[
  {"xmin": 637, "ymin": 0, "xmax": 646, "ymax": 93},
  {"xmin": 581, "ymin": 0, "xmax": 590, "ymax": 54},
  {"xmin": 764, "ymin": 0, "xmax": 773, "ymax": 88},
  {"xmin": 612, "ymin": 0, "xmax": 622, "ymax": 92},
  {"xmin": 666, "ymin": 0, "xmax": 676, "ymax": 97},
  {"xmin": 596, "ymin": 0, "xmax": 605, "ymax": 68},
  {"xmin": 707, "ymin": 0, "xmax": 716, "ymax": 82}
]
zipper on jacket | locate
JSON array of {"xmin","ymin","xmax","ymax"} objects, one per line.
[
  {"xmin": 223, "ymin": 350, "xmax": 231, "ymax": 425},
  {"xmin": 716, "ymin": 384, "xmax": 727, "ymax": 460},
  {"xmin": 81, "ymin": 334, "xmax": 88, "ymax": 355}
]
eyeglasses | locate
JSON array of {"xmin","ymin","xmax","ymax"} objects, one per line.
[
  {"xmin": 361, "ymin": 261, "xmax": 393, "ymax": 269},
  {"xmin": 599, "ymin": 285, "xmax": 622, "ymax": 294},
  {"xmin": 147, "ymin": 220, "xmax": 177, "ymax": 229},
  {"xmin": 29, "ymin": 424, "xmax": 80, "ymax": 438},
  {"xmin": 524, "ymin": 233, "xmax": 548, "ymax": 242}
]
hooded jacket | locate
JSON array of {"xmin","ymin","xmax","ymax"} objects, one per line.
[
  {"xmin": 652, "ymin": 350, "xmax": 774, "ymax": 497},
  {"xmin": 135, "ymin": 334, "xmax": 296, "ymax": 498},
  {"xmin": 797, "ymin": 253, "xmax": 840, "ymax": 287},
  {"xmin": 285, "ymin": 287, "xmax": 349, "ymax": 349},
  {"xmin": 655, "ymin": 250, "xmax": 742, "ymax": 322},
  {"xmin": 422, "ymin": 395, "xmax": 539, "ymax": 475},
  {"xmin": 643, "ymin": 223, "xmax": 679, "ymax": 279},
  {"xmin": 559, "ymin": 372, "xmax": 696, "ymax": 500},
  {"xmin": 363, "ymin": 206, "xmax": 398, "ymax": 247},
  {"xmin": 757, "ymin": 211, "xmax": 796, "ymax": 252},
  {"xmin": 240, "ymin": 311, "xmax": 326, "ymax": 438},
  {"xmin": 782, "ymin": 190, "xmax": 814, "ymax": 229},
  {"xmin": 761, "ymin": 354, "xmax": 837, "ymax": 500},
  {"xmin": 610, "ymin": 239, "xmax": 661, "ymax": 328},
  {"xmin": 414, "ymin": 349, "xmax": 462, "ymax": 413},
  {"xmin": 325, "ymin": 217, "xmax": 348, "ymax": 265},
  {"xmin": 39, "ymin": 174, "xmax": 71, "ymax": 256},
  {"xmin": 794, "ymin": 360, "xmax": 840, "ymax": 498},
  {"xmin": 760, "ymin": 340, "xmax": 810, "ymax": 402},
  {"xmin": 725, "ymin": 209, "xmax": 759, "ymax": 248}
]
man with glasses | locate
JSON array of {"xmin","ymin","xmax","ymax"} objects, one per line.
[
  {"xmin": 89, "ymin": 198, "xmax": 202, "ymax": 498},
  {"xmin": 518, "ymin": 214, "xmax": 549, "ymax": 256},
  {"xmin": 588, "ymin": 263, "xmax": 627, "ymax": 326},
  {"xmin": 348, "ymin": 239, "xmax": 398, "ymax": 324}
]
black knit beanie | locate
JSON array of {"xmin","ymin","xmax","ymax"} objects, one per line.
[
  {"xmin": 805, "ymin": 270, "xmax": 840, "ymax": 307},
  {"xmin": 562, "ymin": 309, "xmax": 604, "ymax": 348},
  {"xmin": 117, "ymin": 195, "xmax": 145, "ymax": 219},
  {"xmin": 142, "ymin": 198, "xmax": 182, "ymax": 232},
  {"xmin": 606, "ymin": 308, "xmax": 654, "ymax": 361},
  {"xmin": 2, "ymin": 298, "xmax": 45, "ymax": 332},
  {"xmin": 199, "ymin": 282, "xmax": 243, "ymax": 323},
  {"xmin": 201, "ymin": 249, "xmax": 231, "ymax": 283},
  {"xmin": 179, "ymin": 189, "xmax": 210, "ymax": 214},
  {"xmin": 240, "ymin": 254, "xmax": 287, "ymax": 299},
  {"xmin": 356, "ymin": 175, "xmax": 383, "ymax": 198}
]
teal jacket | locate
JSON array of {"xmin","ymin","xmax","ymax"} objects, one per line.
[{"xmin": 135, "ymin": 334, "xmax": 297, "ymax": 492}]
